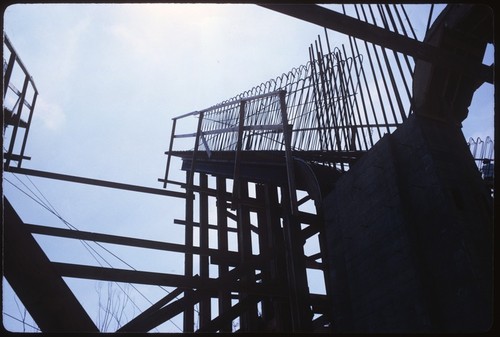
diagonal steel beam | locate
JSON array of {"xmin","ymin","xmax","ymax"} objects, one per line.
[
  {"xmin": 117, "ymin": 287, "xmax": 185, "ymax": 332},
  {"xmin": 196, "ymin": 296, "xmax": 261, "ymax": 332},
  {"xmin": 119, "ymin": 268, "xmax": 243, "ymax": 332},
  {"xmin": 259, "ymin": 4, "xmax": 493, "ymax": 84},
  {"xmin": 3, "ymin": 198, "xmax": 99, "ymax": 332}
]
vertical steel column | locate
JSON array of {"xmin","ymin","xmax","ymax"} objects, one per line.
[
  {"xmin": 255, "ymin": 183, "xmax": 272, "ymax": 326},
  {"xmin": 237, "ymin": 181, "xmax": 259, "ymax": 330},
  {"xmin": 184, "ymin": 109, "xmax": 204, "ymax": 331},
  {"xmin": 263, "ymin": 184, "xmax": 292, "ymax": 331},
  {"xmin": 162, "ymin": 118, "xmax": 177, "ymax": 188},
  {"xmin": 255, "ymin": 183, "xmax": 289, "ymax": 331},
  {"xmin": 199, "ymin": 173, "xmax": 211, "ymax": 328},
  {"xmin": 216, "ymin": 177, "xmax": 232, "ymax": 332},
  {"xmin": 314, "ymin": 208, "xmax": 333, "ymax": 325},
  {"xmin": 183, "ymin": 170, "xmax": 195, "ymax": 332},
  {"xmin": 188, "ymin": 111, "xmax": 205, "ymax": 189},
  {"xmin": 232, "ymin": 100, "xmax": 247, "ymax": 207},
  {"xmin": 278, "ymin": 89, "xmax": 312, "ymax": 329},
  {"xmin": 280, "ymin": 187, "xmax": 313, "ymax": 331},
  {"xmin": 278, "ymin": 90, "xmax": 298, "ymax": 215}
]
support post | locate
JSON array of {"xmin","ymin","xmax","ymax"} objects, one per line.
[
  {"xmin": 199, "ymin": 173, "xmax": 211, "ymax": 328},
  {"xmin": 162, "ymin": 118, "xmax": 177, "ymax": 188},
  {"xmin": 280, "ymin": 189, "xmax": 313, "ymax": 331},
  {"xmin": 232, "ymin": 100, "xmax": 247, "ymax": 207},
  {"xmin": 278, "ymin": 90, "xmax": 298, "ymax": 215},
  {"xmin": 183, "ymin": 171, "xmax": 195, "ymax": 332},
  {"xmin": 236, "ymin": 181, "xmax": 259, "ymax": 331},
  {"xmin": 216, "ymin": 177, "xmax": 233, "ymax": 332}
]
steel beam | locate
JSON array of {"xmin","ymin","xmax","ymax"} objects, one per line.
[
  {"xmin": 118, "ymin": 287, "xmax": 209, "ymax": 332},
  {"xmin": 52, "ymin": 262, "xmax": 286, "ymax": 297},
  {"xmin": 173, "ymin": 218, "xmax": 238, "ymax": 233},
  {"xmin": 3, "ymin": 198, "xmax": 98, "ymax": 332},
  {"xmin": 24, "ymin": 223, "xmax": 234, "ymax": 258},
  {"xmin": 259, "ymin": 4, "xmax": 493, "ymax": 84},
  {"xmin": 183, "ymin": 171, "xmax": 195, "ymax": 332},
  {"xmin": 162, "ymin": 118, "xmax": 177, "ymax": 188},
  {"xmin": 199, "ymin": 173, "xmax": 211, "ymax": 327},
  {"xmin": 216, "ymin": 176, "xmax": 233, "ymax": 332},
  {"xmin": 236, "ymin": 181, "xmax": 259, "ymax": 330},
  {"xmin": 5, "ymin": 166, "xmax": 186, "ymax": 198},
  {"xmin": 280, "ymin": 188, "xmax": 313, "ymax": 331},
  {"xmin": 117, "ymin": 287, "xmax": 184, "ymax": 332},
  {"xmin": 231, "ymin": 100, "xmax": 247, "ymax": 205},
  {"xmin": 262, "ymin": 183, "xmax": 293, "ymax": 331}
]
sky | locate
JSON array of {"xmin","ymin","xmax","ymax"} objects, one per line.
[{"xmin": 2, "ymin": 3, "xmax": 494, "ymax": 333}]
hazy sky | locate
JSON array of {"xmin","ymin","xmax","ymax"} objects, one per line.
[{"xmin": 2, "ymin": 3, "xmax": 494, "ymax": 332}]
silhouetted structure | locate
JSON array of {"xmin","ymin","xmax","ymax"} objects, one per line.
[{"xmin": 3, "ymin": 4, "xmax": 494, "ymax": 333}]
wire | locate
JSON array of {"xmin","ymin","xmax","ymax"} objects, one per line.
[
  {"xmin": 26, "ymin": 174, "xmax": 60, "ymax": 214},
  {"xmin": 4, "ymin": 174, "xmax": 183, "ymax": 332},
  {"xmin": 5, "ymin": 175, "xmax": 172, "ymax": 332},
  {"xmin": 2, "ymin": 312, "xmax": 41, "ymax": 332},
  {"xmin": 5, "ymin": 175, "xmax": 158, "ymax": 326}
]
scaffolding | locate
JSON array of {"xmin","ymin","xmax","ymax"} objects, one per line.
[{"xmin": 2, "ymin": 3, "xmax": 494, "ymax": 333}]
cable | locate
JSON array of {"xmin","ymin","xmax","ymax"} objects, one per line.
[
  {"xmin": 4, "ymin": 174, "xmax": 183, "ymax": 332},
  {"xmin": 2, "ymin": 312, "xmax": 40, "ymax": 332},
  {"xmin": 26, "ymin": 174, "xmax": 60, "ymax": 214},
  {"xmin": 15, "ymin": 175, "xmax": 187, "ymax": 332}
]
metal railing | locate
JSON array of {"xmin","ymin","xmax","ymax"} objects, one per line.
[
  {"xmin": 3, "ymin": 32, "xmax": 38, "ymax": 169},
  {"xmin": 468, "ymin": 136, "xmax": 494, "ymax": 181},
  {"xmin": 161, "ymin": 90, "xmax": 291, "ymax": 189},
  {"xmin": 160, "ymin": 4, "xmax": 428, "ymax": 184}
]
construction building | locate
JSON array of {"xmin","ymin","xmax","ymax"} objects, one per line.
[{"xmin": 2, "ymin": 4, "xmax": 494, "ymax": 333}]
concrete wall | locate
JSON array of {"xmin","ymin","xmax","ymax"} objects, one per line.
[{"xmin": 323, "ymin": 115, "xmax": 493, "ymax": 333}]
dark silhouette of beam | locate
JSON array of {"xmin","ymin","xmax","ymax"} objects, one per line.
[
  {"xmin": 52, "ymin": 262, "xmax": 287, "ymax": 297},
  {"xmin": 117, "ymin": 287, "xmax": 185, "ymax": 332},
  {"xmin": 5, "ymin": 166, "xmax": 186, "ymax": 198},
  {"xmin": 259, "ymin": 4, "xmax": 493, "ymax": 84},
  {"xmin": 25, "ymin": 223, "xmax": 240, "ymax": 260},
  {"xmin": 3, "ymin": 198, "xmax": 99, "ymax": 332}
]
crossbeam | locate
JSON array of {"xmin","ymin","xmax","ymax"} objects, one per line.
[
  {"xmin": 52, "ymin": 262, "xmax": 287, "ymax": 297},
  {"xmin": 260, "ymin": 4, "xmax": 493, "ymax": 84},
  {"xmin": 25, "ymin": 223, "xmax": 236, "ymax": 258},
  {"xmin": 6, "ymin": 166, "xmax": 186, "ymax": 198}
]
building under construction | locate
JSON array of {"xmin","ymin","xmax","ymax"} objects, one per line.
[{"xmin": 2, "ymin": 4, "xmax": 494, "ymax": 333}]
